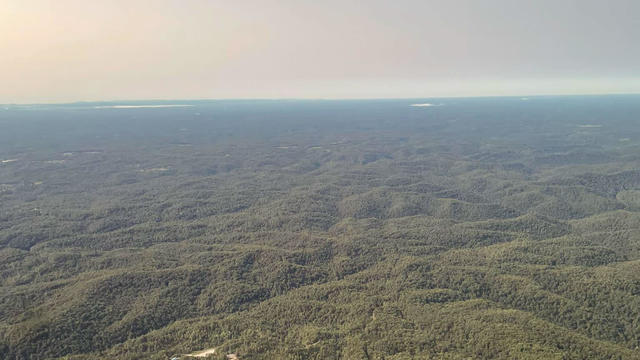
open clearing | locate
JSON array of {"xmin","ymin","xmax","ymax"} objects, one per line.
[
  {"xmin": 138, "ymin": 167, "xmax": 170, "ymax": 173},
  {"xmin": 578, "ymin": 124, "xmax": 602, "ymax": 128},
  {"xmin": 186, "ymin": 347, "xmax": 216, "ymax": 357},
  {"xmin": 180, "ymin": 348, "xmax": 238, "ymax": 359},
  {"xmin": 94, "ymin": 105, "xmax": 194, "ymax": 109}
]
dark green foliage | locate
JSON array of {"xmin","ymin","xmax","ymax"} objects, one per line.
[{"xmin": 2, "ymin": 97, "xmax": 640, "ymax": 359}]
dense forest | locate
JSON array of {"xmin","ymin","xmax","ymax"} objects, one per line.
[{"xmin": 2, "ymin": 96, "xmax": 640, "ymax": 359}]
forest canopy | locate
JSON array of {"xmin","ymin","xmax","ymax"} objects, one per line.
[{"xmin": 2, "ymin": 96, "xmax": 640, "ymax": 359}]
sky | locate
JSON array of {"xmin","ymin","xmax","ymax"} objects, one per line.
[{"xmin": 1, "ymin": 0, "xmax": 639, "ymax": 103}]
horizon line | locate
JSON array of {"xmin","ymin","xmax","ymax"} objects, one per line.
[{"xmin": 3, "ymin": 91, "xmax": 640, "ymax": 106}]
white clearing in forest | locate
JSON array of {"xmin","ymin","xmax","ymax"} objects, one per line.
[
  {"xmin": 181, "ymin": 348, "xmax": 238, "ymax": 359},
  {"xmin": 185, "ymin": 347, "xmax": 216, "ymax": 357},
  {"xmin": 94, "ymin": 105, "xmax": 193, "ymax": 109},
  {"xmin": 578, "ymin": 124, "xmax": 602, "ymax": 128},
  {"xmin": 138, "ymin": 167, "xmax": 170, "ymax": 173},
  {"xmin": 410, "ymin": 103, "xmax": 443, "ymax": 107}
]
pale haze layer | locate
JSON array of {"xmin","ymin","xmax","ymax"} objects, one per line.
[{"xmin": 1, "ymin": 0, "xmax": 639, "ymax": 103}]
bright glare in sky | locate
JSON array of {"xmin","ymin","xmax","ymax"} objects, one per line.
[{"xmin": 1, "ymin": 0, "xmax": 639, "ymax": 103}]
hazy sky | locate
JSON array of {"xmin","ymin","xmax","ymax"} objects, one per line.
[{"xmin": 2, "ymin": 0, "xmax": 639, "ymax": 103}]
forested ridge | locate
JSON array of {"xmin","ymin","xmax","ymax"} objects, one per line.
[{"xmin": 2, "ymin": 97, "xmax": 640, "ymax": 359}]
